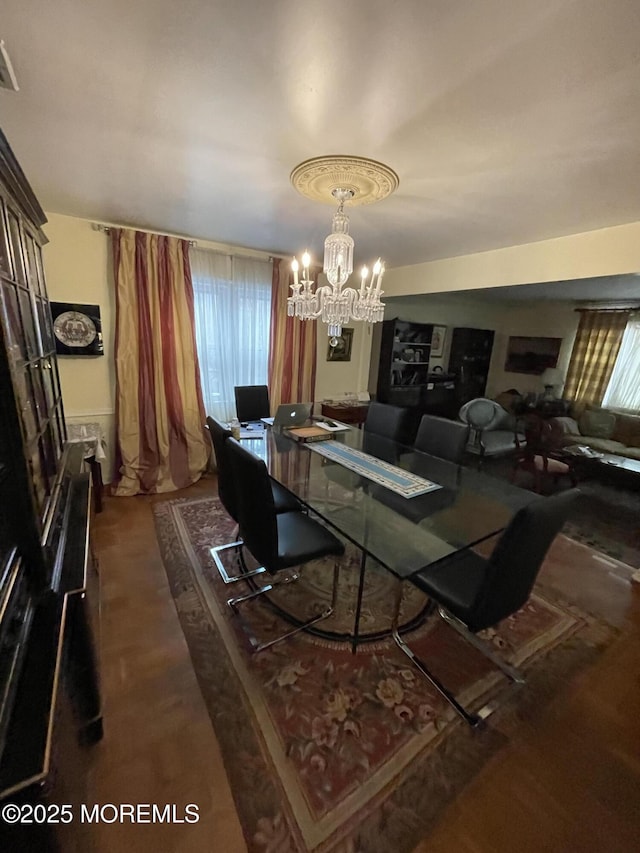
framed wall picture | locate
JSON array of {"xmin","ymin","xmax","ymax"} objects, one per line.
[
  {"xmin": 504, "ymin": 336, "xmax": 562, "ymax": 375},
  {"xmin": 430, "ymin": 325, "xmax": 446, "ymax": 358},
  {"xmin": 327, "ymin": 328, "xmax": 353, "ymax": 362},
  {"xmin": 50, "ymin": 302, "xmax": 104, "ymax": 356}
]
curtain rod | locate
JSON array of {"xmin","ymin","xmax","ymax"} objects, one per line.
[
  {"xmin": 91, "ymin": 221, "xmax": 285, "ymax": 262},
  {"xmin": 92, "ymin": 222, "xmax": 197, "ymax": 247}
]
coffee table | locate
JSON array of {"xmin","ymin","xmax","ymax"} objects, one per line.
[
  {"xmin": 563, "ymin": 446, "xmax": 640, "ymax": 488},
  {"xmin": 597, "ymin": 454, "xmax": 640, "ymax": 479}
]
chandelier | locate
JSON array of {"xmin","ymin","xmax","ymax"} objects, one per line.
[{"xmin": 287, "ymin": 156, "xmax": 399, "ymax": 346}]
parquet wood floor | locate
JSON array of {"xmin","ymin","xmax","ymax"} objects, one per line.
[{"xmin": 88, "ymin": 477, "xmax": 640, "ymax": 852}]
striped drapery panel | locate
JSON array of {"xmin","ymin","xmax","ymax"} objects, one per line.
[
  {"xmin": 564, "ymin": 309, "xmax": 630, "ymax": 407},
  {"xmin": 268, "ymin": 258, "xmax": 317, "ymax": 409},
  {"xmin": 112, "ymin": 229, "xmax": 209, "ymax": 495}
]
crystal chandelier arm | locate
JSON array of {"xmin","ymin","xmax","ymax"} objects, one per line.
[{"xmin": 289, "ymin": 162, "xmax": 393, "ymax": 337}]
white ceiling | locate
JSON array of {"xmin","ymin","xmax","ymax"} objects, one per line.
[{"xmin": 2, "ymin": 0, "xmax": 640, "ymax": 270}]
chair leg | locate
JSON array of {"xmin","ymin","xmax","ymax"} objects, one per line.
[
  {"xmin": 391, "ymin": 583, "xmax": 483, "ymax": 727},
  {"xmin": 210, "ymin": 539, "xmax": 268, "ymax": 585},
  {"xmin": 228, "ymin": 561, "xmax": 340, "ymax": 653},
  {"xmin": 391, "ymin": 585, "xmax": 526, "ymax": 727},
  {"xmin": 437, "ymin": 607, "xmax": 525, "ymax": 684}
]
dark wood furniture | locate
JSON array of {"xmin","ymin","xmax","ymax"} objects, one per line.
[
  {"xmin": 0, "ymin": 127, "xmax": 101, "ymax": 852},
  {"xmin": 371, "ymin": 318, "xmax": 458, "ymax": 424},
  {"xmin": 448, "ymin": 326, "xmax": 495, "ymax": 407},
  {"xmin": 511, "ymin": 413, "xmax": 577, "ymax": 493},
  {"xmin": 321, "ymin": 401, "xmax": 369, "ymax": 427}
]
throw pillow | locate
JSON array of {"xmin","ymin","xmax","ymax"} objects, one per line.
[
  {"xmin": 611, "ymin": 413, "xmax": 640, "ymax": 448},
  {"xmin": 551, "ymin": 416, "xmax": 580, "ymax": 436},
  {"xmin": 578, "ymin": 409, "xmax": 617, "ymax": 438}
]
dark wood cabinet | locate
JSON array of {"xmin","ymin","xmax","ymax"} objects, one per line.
[
  {"xmin": 321, "ymin": 402, "xmax": 369, "ymax": 427},
  {"xmin": 0, "ymin": 127, "xmax": 101, "ymax": 851},
  {"xmin": 376, "ymin": 318, "xmax": 434, "ymax": 406},
  {"xmin": 448, "ymin": 327, "xmax": 495, "ymax": 406},
  {"xmin": 372, "ymin": 318, "xmax": 459, "ymax": 422}
]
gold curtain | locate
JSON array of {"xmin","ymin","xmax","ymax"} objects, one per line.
[
  {"xmin": 268, "ymin": 258, "xmax": 317, "ymax": 408},
  {"xmin": 112, "ymin": 229, "xmax": 209, "ymax": 495},
  {"xmin": 564, "ymin": 310, "xmax": 629, "ymax": 407}
]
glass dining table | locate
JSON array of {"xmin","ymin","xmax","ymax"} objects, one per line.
[{"xmin": 244, "ymin": 424, "xmax": 535, "ymax": 652}]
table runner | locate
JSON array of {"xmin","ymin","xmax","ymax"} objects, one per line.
[{"xmin": 307, "ymin": 441, "xmax": 442, "ymax": 498}]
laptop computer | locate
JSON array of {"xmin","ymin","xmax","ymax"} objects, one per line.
[{"xmin": 261, "ymin": 403, "xmax": 312, "ymax": 428}]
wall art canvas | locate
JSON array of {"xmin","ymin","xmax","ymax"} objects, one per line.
[{"xmin": 504, "ymin": 336, "xmax": 561, "ymax": 375}]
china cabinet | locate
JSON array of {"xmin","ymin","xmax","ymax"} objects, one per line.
[{"xmin": 0, "ymin": 127, "xmax": 101, "ymax": 852}]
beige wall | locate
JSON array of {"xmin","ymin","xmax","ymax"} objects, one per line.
[
  {"xmin": 383, "ymin": 220, "xmax": 640, "ymax": 298},
  {"xmin": 314, "ymin": 321, "xmax": 374, "ymax": 407},
  {"xmin": 382, "ymin": 295, "xmax": 579, "ymax": 398},
  {"xmin": 43, "ymin": 213, "xmax": 117, "ymax": 480}
]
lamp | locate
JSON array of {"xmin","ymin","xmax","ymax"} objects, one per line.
[
  {"xmin": 287, "ymin": 155, "xmax": 399, "ymax": 346},
  {"xmin": 540, "ymin": 367, "xmax": 564, "ymax": 399}
]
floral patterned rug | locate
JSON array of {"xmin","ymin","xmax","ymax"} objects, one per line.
[{"xmin": 153, "ymin": 495, "xmax": 614, "ymax": 853}]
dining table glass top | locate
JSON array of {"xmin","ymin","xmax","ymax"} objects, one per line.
[{"xmin": 244, "ymin": 425, "xmax": 535, "ymax": 580}]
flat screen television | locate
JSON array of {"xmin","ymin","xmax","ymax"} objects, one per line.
[{"xmin": 504, "ymin": 336, "xmax": 562, "ymax": 375}]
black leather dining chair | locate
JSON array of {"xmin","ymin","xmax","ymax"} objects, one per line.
[
  {"xmin": 414, "ymin": 414, "xmax": 469, "ymax": 464},
  {"xmin": 392, "ymin": 488, "xmax": 579, "ymax": 726},
  {"xmin": 226, "ymin": 437, "xmax": 345, "ymax": 652},
  {"xmin": 206, "ymin": 416, "xmax": 300, "ymax": 584},
  {"xmin": 364, "ymin": 401, "xmax": 411, "ymax": 443},
  {"xmin": 234, "ymin": 385, "xmax": 270, "ymax": 422}
]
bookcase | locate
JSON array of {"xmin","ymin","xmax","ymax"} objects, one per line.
[
  {"xmin": 0, "ymin": 127, "xmax": 101, "ymax": 852},
  {"xmin": 376, "ymin": 318, "xmax": 434, "ymax": 407}
]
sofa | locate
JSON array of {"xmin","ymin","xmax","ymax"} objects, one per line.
[{"xmin": 549, "ymin": 405, "xmax": 640, "ymax": 461}]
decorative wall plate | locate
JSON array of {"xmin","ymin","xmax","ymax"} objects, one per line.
[{"xmin": 50, "ymin": 302, "xmax": 104, "ymax": 356}]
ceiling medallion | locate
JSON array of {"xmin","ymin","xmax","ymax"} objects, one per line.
[
  {"xmin": 288, "ymin": 156, "xmax": 398, "ymax": 344},
  {"xmin": 290, "ymin": 155, "xmax": 399, "ymax": 206}
]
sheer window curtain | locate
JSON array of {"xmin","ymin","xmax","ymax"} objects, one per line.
[
  {"xmin": 602, "ymin": 315, "xmax": 640, "ymax": 411},
  {"xmin": 190, "ymin": 248, "xmax": 272, "ymax": 422}
]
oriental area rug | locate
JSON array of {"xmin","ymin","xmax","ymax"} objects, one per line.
[{"xmin": 152, "ymin": 495, "xmax": 615, "ymax": 853}]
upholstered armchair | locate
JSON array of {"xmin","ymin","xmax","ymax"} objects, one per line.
[{"xmin": 458, "ymin": 398, "xmax": 525, "ymax": 463}]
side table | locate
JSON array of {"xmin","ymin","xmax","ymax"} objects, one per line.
[
  {"xmin": 65, "ymin": 423, "xmax": 106, "ymax": 513},
  {"xmin": 321, "ymin": 402, "xmax": 369, "ymax": 428}
]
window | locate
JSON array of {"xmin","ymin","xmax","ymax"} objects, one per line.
[
  {"xmin": 191, "ymin": 248, "xmax": 272, "ymax": 422},
  {"xmin": 602, "ymin": 315, "xmax": 640, "ymax": 411}
]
